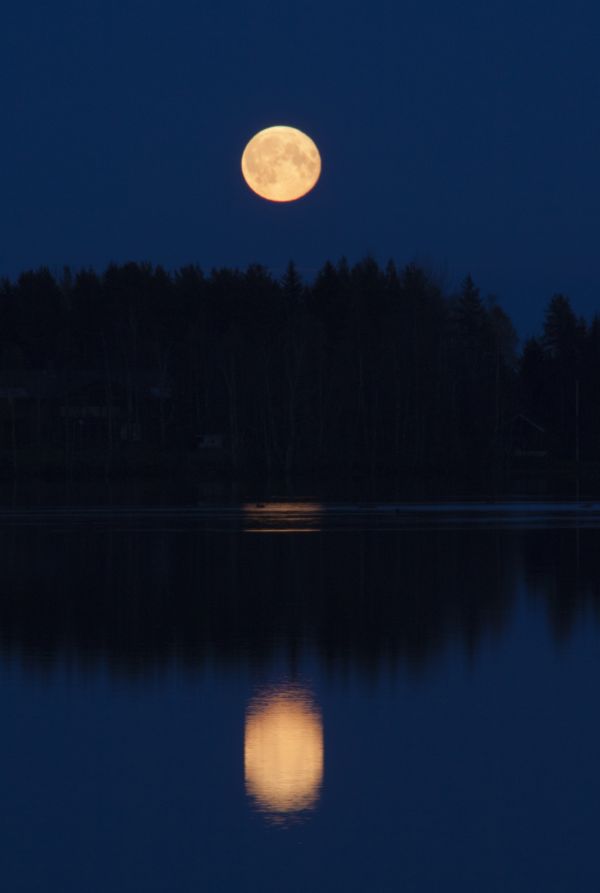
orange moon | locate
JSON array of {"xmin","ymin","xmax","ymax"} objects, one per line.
[{"xmin": 241, "ymin": 125, "xmax": 321, "ymax": 202}]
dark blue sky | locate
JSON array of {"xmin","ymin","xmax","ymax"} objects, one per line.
[{"xmin": 2, "ymin": 0, "xmax": 598, "ymax": 334}]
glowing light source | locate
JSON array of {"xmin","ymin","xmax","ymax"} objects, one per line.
[
  {"xmin": 241, "ymin": 126, "xmax": 321, "ymax": 202},
  {"xmin": 242, "ymin": 501, "xmax": 323, "ymax": 533},
  {"xmin": 244, "ymin": 684, "xmax": 323, "ymax": 819}
]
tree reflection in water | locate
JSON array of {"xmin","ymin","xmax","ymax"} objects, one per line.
[{"xmin": 0, "ymin": 508, "xmax": 598, "ymax": 676}]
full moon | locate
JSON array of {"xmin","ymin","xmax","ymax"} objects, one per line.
[{"xmin": 241, "ymin": 125, "xmax": 321, "ymax": 202}]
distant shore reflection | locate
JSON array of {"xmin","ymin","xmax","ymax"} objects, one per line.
[
  {"xmin": 242, "ymin": 502, "xmax": 323, "ymax": 532},
  {"xmin": 244, "ymin": 684, "xmax": 323, "ymax": 822}
]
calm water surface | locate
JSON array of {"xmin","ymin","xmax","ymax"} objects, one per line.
[{"xmin": 1, "ymin": 500, "xmax": 599, "ymax": 891}]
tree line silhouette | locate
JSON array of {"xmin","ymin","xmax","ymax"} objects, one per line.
[{"xmin": 0, "ymin": 258, "xmax": 596, "ymax": 478}]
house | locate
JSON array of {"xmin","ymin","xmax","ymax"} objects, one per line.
[
  {"xmin": 60, "ymin": 372, "xmax": 174, "ymax": 446},
  {"xmin": 196, "ymin": 433, "xmax": 224, "ymax": 450},
  {"xmin": 0, "ymin": 371, "xmax": 59, "ymax": 448},
  {"xmin": 0, "ymin": 370, "xmax": 174, "ymax": 451},
  {"xmin": 509, "ymin": 414, "xmax": 548, "ymax": 460}
]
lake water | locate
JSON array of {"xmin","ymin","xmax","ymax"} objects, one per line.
[{"xmin": 1, "ymin": 499, "xmax": 599, "ymax": 891}]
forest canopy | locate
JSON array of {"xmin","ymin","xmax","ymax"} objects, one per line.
[{"xmin": 0, "ymin": 259, "xmax": 596, "ymax": 479}]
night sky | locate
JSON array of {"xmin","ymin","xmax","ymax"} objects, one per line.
[{"xmin": 2, "ymin": 0, "xmax": 599, "ymax": 334}]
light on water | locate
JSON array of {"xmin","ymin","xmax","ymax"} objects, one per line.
[
  {"xmin": 242, "ymin": 502, "xmax": 324, "ymax": 532},
  {"xmin": 244, "ymin": 684, "xmax": 323, "ymax": 819}
]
